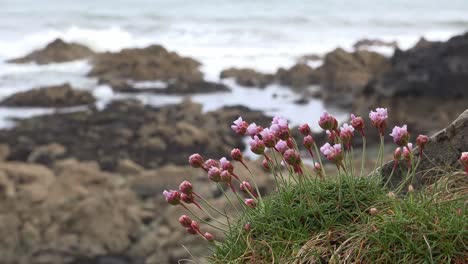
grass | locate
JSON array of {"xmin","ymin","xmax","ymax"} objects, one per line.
[{"xmin": 209, "ymin": 172, "xmax": 467, "ymax": 263}]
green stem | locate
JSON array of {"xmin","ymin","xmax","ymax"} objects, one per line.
[{"xmin": 360, "ymin": 136, "xmax": 366, "ymax": 178}]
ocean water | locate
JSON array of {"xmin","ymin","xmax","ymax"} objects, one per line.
[{"xmin": 0, "ymin": 0, "xmax": 467, "ymax": 127}]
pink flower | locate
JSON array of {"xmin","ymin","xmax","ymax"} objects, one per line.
[
  {"xmin": 275, "ymin": 140, "xmax": 289, "ymax": 154},
  {"xmin": 350, "ymin": 114, "xmax": 365, "ymax": 135},
  {"xmin": 393, "ymin": 147, "xmax": 402, "ymax": 160},
  {"xmin": 303, "ymin": 135, "xmax": 314, "ymax": 149},
  {"xmin": 326, "ymin": 130, "xmax": 337, "ymax": 143},
  {"xmin": 190, "ymin": 221, "xmax": 200, "ymax": 232},
  {"xmin": 179, "ymin": 181, "xmax": 193, "ymax": 194},
  {"xmin": 188, "ymin": 153, "xmax": 204, "ymax": 168},
  {"xmin": 244, "ymin": 198, "xmax": 256, "ymax": 209},
  {"xmin": 163, "ymin": 190, "xmax": 181, "ymax": 206},
  {"xmin": 208, "ymin": 167, "xmax": 221, "ymax": 182},
  {"xmin": 320, "ymin": 143, "xmax": 343, "ymax": 164},
  {"xmin": 460, "ymin": 152, "xmax": 468, "ymax": 173},
  {"xmin": 231, "ymin": 116, "xmax": 249, "ymax": 136},
  {"xmin": 247, "ymin": 123, "xmax": 263, "ymax": 137},
  {"xmin": 244, "ymin": 222, "xmax": 251, "ymax": 232},
  {"xmin": 270, "ymin": 116, "xmax": 290, "ymax": 140},
  {"xmin": 240, "ymin": 181, "xmax": 256, "ymax": 196},
  {"xmin": 204, "ymin": 232, "xmax": 215, "ymax": 242},
  {"xmin": 339, "ymin": 123, "xmax": 355, "ymax": 145},
  {"xmin": 262, "ymin": 158, "xmax": 270, "ymax": 170},
  {"xmin": 318, "ymin": 111, "xmax": 338, "ymax": 131},
  {"xmin": 403, "ymin": 143, "xmax": 413, "ymax": 162},
  {"xmin": 220, "ymin": 170, "xmax": 232, "ymax": 183},
  {"xmin": 298, "ymin": 123, "xmax": 311, "ymax": 136},
  {"xmin": 369, "ymin": 108, "xmax": 388, "ymax": 134},
  {"xmin": 186, "ymin": 227, "xmax": 197, "ymax": 235},
  {"xmin": 416, "ymin": 134, "xmax": 429, "ymax": 148},
  {"xmin": 260, "ymin": 128, "xmax": 277, "ymax": 148},
  {"xmin": 390, "ymin": 125, "xmax": 410, "ymax": 146},
  {"xmin": 249, "ymin": 135, "xmax": 265, "ymax": 155},
  {"xmin": 181, "ymin": 192, "xmax": 194, "ymax": 204},
  {"xmin": 179, "ymin": 215, "xmax": 192, "ymax": 227},
  {"xmin": 204, "ymin": 159, "xmax": 219, "ymax": 169},
  {"xmin": 314, "ymin": 162, "xmax": 324, "ymax": 179},
  {"xmin": 284, "ymin": 149, "xmax": 301, "ymax": 166},
  {"xmin": 220, "ymin": 157, "xmax": 234, "ymax": 172},
  {"xmin": 230, "ymin": 148, "xmax": 243, "ymax": 162}
]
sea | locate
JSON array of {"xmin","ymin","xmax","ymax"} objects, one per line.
[{"xmin": 0, "ymin": 0, "xmax": 467, "ymax": 128}]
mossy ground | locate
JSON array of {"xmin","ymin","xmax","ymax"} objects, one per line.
[{"xmin": 209, "ymin": 172, "xmax": 467, "ymax": 263}]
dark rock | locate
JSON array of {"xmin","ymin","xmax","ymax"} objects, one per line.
[
  {"xmin": 220, "ymin": 68, "xmax": 274, "ymax": 88},
  {"xmin": 297, "ymin": 54, "xmax": 322, "ymax": 64},
  {"xmin": 0, "ymin": 83, "xmax": 95, "ymax": 107},
  {"xmin": 7, "ymin": 38, "xmax": 95, "ymax": 64},
  {"xmin": 381, "ymin": 108, "xmax": 468, "ymax": 189},
  {"xmin": 293, "ymin": 98, "xmax": 309, "ymax": 105},
  {"xmin": 320, "ymin": 48, "xmax": 391, "ymax": 107},
  {"xmin": 353, "ymin": 38, "xmax": 398, "ymax": 50},
  {"xmin": 88, "ymin": 45, "xmax": 203, "ymax": 85},
  {"xmin": 0, "ymin": 99, "xmax": 271, "ymax": 170},
  {"xmin": 276, "ymin": 63, "xmax": 321, "ymax": 88},
  {"xmin": 105, "ymin": 79, "xmax": 230, "ymax": 94}
]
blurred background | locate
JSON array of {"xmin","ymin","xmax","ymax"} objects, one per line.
[{"xmin": 0, "ymin": 0, "xmax": 466, "ymax": 263}]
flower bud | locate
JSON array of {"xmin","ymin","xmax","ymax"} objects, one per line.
[
  {"xmin": 403, "ymin": 143, "xmax": 413, "ymax": 162},
  {"xmin": 303, "ymin": 135, "xmax": 314, "ymax": 149},
  {"xmin": 231, "ymin": 117, "xmax": 249, "ymax": 136},
  {"xmin": 387, "ymin": 192, "xmax": 396, "ymax": 199},
  {"xmin": 179, "ymin": 215, "xmax": 192, "ymax": 227},
  {"xmin": 240, "ymin": 181, "xmax": 254, "ymax": 195},
  {"xmin": 162, "ymin": 190, "xmax": 180, "ymax": 206},
  {"xmin": 204, "ymin": 232, "xmax": 215, "ymax": 242},
  {"xmin": 249, "ymin": 136, "xmax": 265, "ymax": 155},
  {"xmin": 220, "ymin": 157, "xmax": 234, "ymax": 172},
  {"xmin": 408, "ymin": 184, "xmax": 414, "ymax": 193},
  {"xmin": 369, "ymin": 208, "xmax": 379, "ymax": 216},
  {"xmin": 188, "ymin": 153, "xmax": 204, "ymax": 168},
  {"xmin": 284, "ymin": 149, "xmax": 301, "ymax": 166},
  {"xmin": 179, "ymin": 180, "xmax": 193, "ymax": 194},
  {"xmin": 416, "ymin": 134, "xmax": 429, "ymax": 148},
  {"xmin": 204, "ymin": 159, "xmax": 219, "ymax": 169},
  {"xmin": 459, "ymin": 152, "xmax": 468, "ymax": 172},
  {"xmin": 260, "ymin": 128, "xmax": 277, "ymax": 148},
  {"xmin": 319, "ymin": 111, "xmax": 338, "ymax": 131},
  {"xmin": 393, "ymin": 148, "xmax": 402, "ymax": 160},
  {"xmin": 339, "ymin": 123, "xmax": 355, "ymax": 145},
  {"xmin": 190, "ymin": 221, "xmax": 200, "ymax": 231},
  {"xmin": 262, "ymin": 158, "xmax": 270, "ymax": 170},
  {"xmin": 244, "ymin": 198, "xmax": 256, "ymax": 209},
  {"xmin": 186, "ymin": 227, "xmax": 197, "ymax": 235},
  {"xmin": 220, "ymin": 170, "xmax": 232, "ymax": 183},
  {"xmin": 208, "ymin": 167, "xmax": 221, "ymax": 182},
  {"xmin": 244, "ymin": 222, "xmax": 251, "ymax": 232},
  {"xmin": 298, "ymin": 123, "xmax": 311, "ymax": 136},
  {"xmin": 231, "ymin": 148, "xmax": 243, "ymax": 162},
  {"xmin": 181, "ymin": 193, "xmax": 194, "ymax": 204},
  {"xmin": 350, "ymin": 114, "xmax": 365, "ymax": 134}
]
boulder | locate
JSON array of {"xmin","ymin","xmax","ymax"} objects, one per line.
[
  {"xmin": 104, "ymin": 79, "xmax": 230, "ymax": 94},
  {"xmin": 353, "ymin": 38, "xmax": 398, "ymax": 50},
  {"xmin": 320, "ymin": 48, "xmax": 390, "ymax": 107},
  {"xmin": 88, "ymin": 45, "xmax": 203, "ymax": 86},
  {"xmin": 381, "ymin": 108, "xmax": 468, "ymax": 189},
  {"xmin": 0, "ymin": 144, "xmax": 10, "ymax": 161},
  {"xmin": 0, "ymin": 83, "xmax": 95, "ymax": 107},
  {"xmin": 220, "ymin": 68, "xmax": 274, "ymax": 88},
  {"xmin": 7, "ymin": 38, "xmax": 95, "ymax": 64},
  {"xmin": 276, "ymin": 63, "xmax": 321, "ymax": 88},
  {"xmin": 27, "ymin": 143, "xmax": 66, "ymax": 166}
]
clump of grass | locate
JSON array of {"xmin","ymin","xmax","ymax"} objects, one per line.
[
  {"xmin": 210, "ymin": 173, "xmax": 466, "ymax": 263},
  {"xmin": 163, "ymin": 110, "xmax": 468, "ymax": 263}
]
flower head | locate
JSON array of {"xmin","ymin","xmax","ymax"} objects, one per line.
[
  {"xmin": 262, "ymin": 158, "xmax": 270, "ymax": 170},
  {"xmin": 393, "ymin": 147, "xmax": 402, "ymax": 160},
  {"xmin": 204, "ymin": 232, "xmax": 215, "ymax": 242},
  {"xmin": 260, "ymin": 128, "xmax": 277, "ymax": 148},
  {"xmin": 244, "ymin": 198, "xmax": 256, "ymax": 209},
  {"xmin": 326, "ymin": 130, "xmax": 337, "ymax": 143},
  {"xmin": 230, "ymin": 148, "xmax": 243, "ymax": 162},
  {"xmin": 320, "ymin": 143, "xmax": 343, "ymax": 164},
  {"xmin": 460, "ymin": 152, "xmax": 468, "ymax": 173},
  {"xmin": 240, "ymin": 181, "xmax": 255, "ymax": 196},
  {"xmin": 231, "ymin": 116, "xmax": 249, "ymax": 136},
  {"xmin": 179, "ymin": 181, "xmax": 193, "ymax": 194},
  {"xmin": 204, "ymin": 159, "xmax": 219, "ymax": 169},
  {"xmin": 220, "ymin": 157, "xmax": 234, "ymax": 172},
  {"xmin": 350, "ymin": 114, "xmax": 365, "ymax": 134},
  {"xmin": 390, "ymin": 125, "xmax": 410, "ymax": 146},
  {"xmin": 284, "ymin": 149, "xmax": 301, "ymax": 167},
  {"xmin": 244, "ymin": 222, "xmax": 251, "ymax": 232},
  {"xmin": 339, "ymin": 123, "xmax": 355, "ymax": 145},
  {"xmin": 179, "ymin": 215, "xmax": 192, "ymax": 227},
  {"xmin": 247, "ymin": 123, "xmax": 263, "ymax": 137},
  {"xmin": 270, "ymin": 116, "xmax": 290, "ymax": 140},
  {"xmin": 369, "ymin": 108, "xmax": 388, "ymax": 134},
  {"xmin": 208, "ymin": 167, "xmax": 221, "ymax": 182},
  {"xmin": 163, "ymin": 190, "xmax": 181, "ymax": 205},
  {"xmin": 220, "ymin": 170, "xmax": 232, "ymax": 183},
  {"xmin": 403, "ymin": 143, "xmax": 413, "ymax": 162},
  {"xmin": 318, "ymin": 111, "xmax": 338, "ymax": 131},
  {"xmin": 188, "ymin": 153, "xmax": 204, "ymax": 168},
  {"xmin": 298, "ymin": 123, "xmax": 311, "ymax": 136},
  {"xmin": 416, "ymin": 134, "xmax": 429, "ymax": 148},
  {"xmin": 248, "ymin": 136, "xmax": 265, "ymax": 155},
  {"xmin": 303, "ymin": 135, "xmax": 314, "ymax": 150},
  {"xmin": 181, "ymin": 192, "xmax": 194, "ymax": 204},
  {"xmin": 275, "ymin": 140, "xmax": 289, "ymax": 154}
]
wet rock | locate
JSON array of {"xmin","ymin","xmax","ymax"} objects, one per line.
[
  {"xmin": 276, "ymin": 63, "xmax": 321, "ymax": 88},
  {"xmin": 88, "ymin": 45, "xmax": 203, "ymax": 85},
  {"xmin": 7, "ymin": 38, "xmax": 95, "ymax": 64},
  {"xmin": 320, "ymin": 48, "xmax": 390, "ymax": 107},
  {"xmin": 381, "ymin": 108, "xmax": 468, "ymax": 189},
  {"xmin": 220, "ymin": 68, "xmax": 274, "ymax": 88},
  {"xmin": 0, "ymin": 83, "xmax": 95, "ymax": 107},
  {"xmin": 353, "ymin": 38, "xmax": 398, "ymax": 50}
]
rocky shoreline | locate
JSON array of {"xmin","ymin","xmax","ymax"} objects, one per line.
[{"xmin": 0, "ymin": 32, "xmax": 467, "ymax": 263}]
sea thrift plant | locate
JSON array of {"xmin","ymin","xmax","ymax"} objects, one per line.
[{"xmin": 163, "ymin": 109, "xmax": 466, "ymax": 263}]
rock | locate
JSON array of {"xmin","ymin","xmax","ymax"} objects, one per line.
[
  {"xmin": 381, "ymin": 108, "xmax": 468, "ymax": 189},
  {"xmin": 0, "ymin": 83, "xmax": 96, "ymax": 107},
  {"xmin": 27, "ymin": 143, "xmax": 66, "ymax": 166},
  {"xmin": 370, "ymin": 32, "xmax": 468, "ymax": 99},
  {"xmin": 320, "ymin": 48, "xmax": 390, "ymax": 107},
  {"xmin": 116, "ymin": 159, "xmax": 144, "ymax": 176},
  {"xmin": 293, "ymin": 97, "xmax": 309, "ymax": 105},
  {"xmin": 7, "ymin": 38, "xmax": 95, "ymax": 64},
  {"xmin": 297, "ymin": 54, "xmax": 322, "ymax": 64},
  {"xmin": 353, "ymin": 38, "xmax": 398, "ymax": 50},
  {"xmin": 276, "ymin": 63, "xmax": 321, "ymax": 88},
  {"xmin": 0, "ymin": 144, "xmax": 10, "ymax": 161},
  {"xmin": 88, "ymin": 45, "xmax": 203, "ymax": 86},
  {"xmin": 220, "ymin": 68, "xmax": 274, "ymax": 88},
  {"xmin": 0, "ymin": 99, "xmax": 272, "ymax": 170}
]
